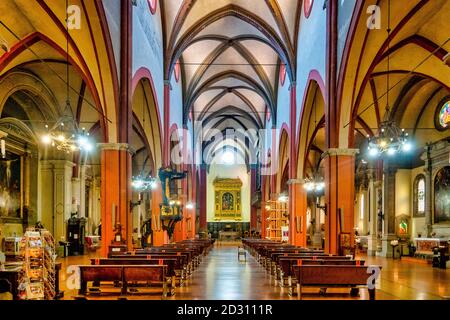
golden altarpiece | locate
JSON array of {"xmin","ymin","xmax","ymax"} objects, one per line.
[{"xmin": 213, "ymin": 178, "xmax": 242, "ymax": 221}]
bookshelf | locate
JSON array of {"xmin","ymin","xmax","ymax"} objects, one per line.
[{"xmin": 265, "ymin": 200, "xmax": 289, "ymax": 241}]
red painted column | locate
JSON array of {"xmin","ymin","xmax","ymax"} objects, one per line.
[
  {"xmin": 260, "ymin": 176, "xmax": 267, "ymax": 239},
  {"xmin": 250, "ymin": 165, "xmax": 257, "ymax": 230},
  {"xmin": 288, "ymin": 83, "xmax": 297, "ymax": 245},
  {"xmin": 270, "ymin": 127, "xmax": 278, "ymax": 199},
  {"xmin": 324, "ymin": 149, "xmax": 357, "ymax": 254},
  {"xmin": 189, "ymin": 165, "xmax": 197, "ymax": 239},
  {"xmin": 199, "ymin": 164, "xmax": 207, "ymax": 231},
  {"xmin": 151, "ymin": 185, "xmax": 165, "ymax": 246},
  {"xmin": 292, "ymin": 184, "xmax": 307, "ymax": 246},
  {"xmin": 163, "ymin": 82, "xmax": 171, "ymax": 167},
  {"xmin": 98, "ymin": 0, "xmax": 133, "ymax": 256},
  {"xmin": 99, "ymin": 145, "xmax": 133, "ymax": 257}
]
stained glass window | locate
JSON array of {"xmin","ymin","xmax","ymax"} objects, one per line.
[
  {"xmin": 439, "ymin": 101, "xmax": 450, "ymax": 129},
  {"xmin": 304, "ymin": 0, "xmax": 314, "ymax": 18},
  {"xmin": 280, "ymin": 64, "xmax": 286, "ymax": 86},
  {"xmin": 174, "ymin": 60, "xmax": 180, "ymax": 83}
]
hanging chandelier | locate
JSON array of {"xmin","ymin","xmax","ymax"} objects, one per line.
[
  {"xmin": 41, "ymin": 100, "xmax": 93, "ymax": 153},
  {"xmin": 303, "ymin": 177, "xmax": 325, "ymax": 193},
  {"xmin": 41, "ymin": 1, "xmax": 94, "ymax": 154},
  {"xmin": 367, "ymin": 117, "xmax": 411, "ymax": 157},
  {"xmin": 131, "ymin": 175, "xmax": 158, "ymax": 191},
  {"xmin": 366, "ymin": 0, "xmax": 412, "ymax": 158}
]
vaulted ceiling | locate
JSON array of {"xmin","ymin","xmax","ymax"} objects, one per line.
[{"xmin": 161, "ymin": 0, "xmax": 302, "ymax": 161}]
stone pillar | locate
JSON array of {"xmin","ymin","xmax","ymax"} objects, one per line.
[
  {"xmin": 39, "ymin": 160, "xmax": 74, "ymax": 242},
  {"xmin": 379, "ymin": 164, "xmax": 397, "ymax": 257},
  {"xmin": 71, "ymin": 177, "xmax": 80, "ymax": 216},
  {"xmin": 423, "ymin": 145, "xmax": 433, "ymax": 237},
  {"xmin": 323, "ymin": 148, "xmax": 358, "ymax": 254},
  {"xmin": 367, "ymin": 169, "xmax": 380, "ymax": 256},
  {"xmin": 131, "ymin": 192, "xmax": 142, "ymax": 246},
  {"xmin": 98, "ymin": 143, "xmax": 134, "ymax": 256},
  {"xmin": 311, "ymin": 200, "xmax": 322, "ymax": 247}
]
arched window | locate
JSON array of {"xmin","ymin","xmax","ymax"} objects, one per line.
[
  {"xmin": 304, "ymin": 0, "xmax": 314, "ymax": 18},
  {"xmin": 279, "ymin": 64, "xmax": 286, "ymax": 86},
  {"xmin": 413, "ymin": 174, "xmax": 426, "ymax": 217},
  {"xmin": 148, "ymin": 0, "xmax": 157, "ymax": 15},
  {"xmin": 174, "ymin": 60, "xmax": 181, "ymax": 83}
]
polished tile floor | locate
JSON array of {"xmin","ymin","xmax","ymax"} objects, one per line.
[{"xmin": 58, "ymin": 242, "xmax": 450, "ymax": 300}]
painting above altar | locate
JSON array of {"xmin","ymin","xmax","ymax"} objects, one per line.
[
  {"xmin": 434, "ymin": 166, "xmax": 450, "ymax": 223},
  {"xmin": 213, "ymin": 178, "xmax": 242, "ymax": 221}
]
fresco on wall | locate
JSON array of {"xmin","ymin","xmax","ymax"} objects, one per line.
[
  {"xmin": 434, "ymin": 166, "xmax": 450, "ymax": 223},
  {"xmin": 0, "ymin": 157, "xmax": 21, "ymax": 218}
]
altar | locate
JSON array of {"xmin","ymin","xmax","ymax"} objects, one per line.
[
  {"xmin": 218, "ymin": 231, "xmax": 240, "ymax": 241},
  {"xmin": 415, "ymin": 238, "xmax": 449, "ymax": 255}
]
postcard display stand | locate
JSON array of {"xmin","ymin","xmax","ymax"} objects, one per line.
[{"xmin": 18, "ymin": 229, "xmax": 56, "ymax": 300}]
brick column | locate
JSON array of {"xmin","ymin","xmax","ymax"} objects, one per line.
[
  {"xmin": 323, "ymin": 148, "xmax": 358, "ymax": 254},
  {"xmin": 98, "ymin": 143, "xmax": 134, "ymax": 257}
]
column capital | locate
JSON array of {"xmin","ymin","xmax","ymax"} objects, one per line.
[
  {"xmin": 322, "ymin": 148, "xmax": 359, "ymax": 158},
  {"xmin": 97, "ymin": 143, "xmax": 136, "ymax": 155}
]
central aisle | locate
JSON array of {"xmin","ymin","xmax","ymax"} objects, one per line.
[{"xmin": 174, "ymin": 243, "xmax": 287, "ymax": 300}]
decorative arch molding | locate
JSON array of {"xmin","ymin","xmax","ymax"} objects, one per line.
[
  {"xmin": 185, "ymin": 70, "xmax": 276, "ymax": 125},
  {"xmin": 167, "ymin": 4, "xmax": 295, "ymax": 83},
  {"xmin": 345, "ymin": 0, "xmax": 437, "ymax": 147},
  {"xmin": 201, "ymin": 106, "xmax": 262, "ymax": 130},
  {"xmin": 132, "ymin": 68, "xmax": 164, "ymax": 169},
  {"xmin": 296, "ymin": 71, "xmax": 326, "ymax": 179},
  {"xmin": 0, "ymin": 117, "xmax": 39, "ymax": 146},
  {"xmin": 196, "ymin": 89, "xmax": 262, "ymax": 127},
  {"xmin": 132, "ymin": 112, "xmax": 154, "ymax": 172},
  {"xmin": 0, "ymin": 31, "xmax": 108, "ymax": 143},
  {"xmin": 0, "ymin": 70, "xmax": 60, "ymax": 122},
  {"xmin": 184, "ymin": 36, "xmax": 275, "ymax": 102}
]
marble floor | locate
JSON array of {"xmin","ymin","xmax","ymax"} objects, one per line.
[{"xmin": 57, "ymin": 242, "xmax": 450, "ymax": 300}]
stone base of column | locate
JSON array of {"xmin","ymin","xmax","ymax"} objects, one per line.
[
  {"xmin": 377, "ymin": 234, "xmax": 397, "ymax": 258},
  {"xmin": 367, "ymin": 235, "xmax": 379, "ymax": 256}
]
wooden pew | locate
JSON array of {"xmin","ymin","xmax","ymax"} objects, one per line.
[
  {"xmin": 90, "ymin": 258, "xmax": 177, "ymax": 295},
  {"xmin": 292, "ymin": 265, "xmax": 381, "ymax": 300},
  {"xmin": 279, "ymin": 258, "xmax": 364, "ymax": 288},
  {"xmin": 109, "ymin": 254, "xmax": 187, "ymax": 285},
  {"xmin": 78, "ymin": 265, "xmax": 168, "ymax": 298}
]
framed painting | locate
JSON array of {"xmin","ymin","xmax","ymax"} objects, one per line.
[
  {"xmin": 0, "ymin": 154, "xmax": 22, "ymax": 218},
  {"xmin": 434, "ymin": 166, "xmax": 450, "ymax": 223}
]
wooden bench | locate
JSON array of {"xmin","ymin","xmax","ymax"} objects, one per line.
[
  {"xmin": 278, "ymin": 258, "xmax": 364, "ymax": 288},
  {"xmin": 78, "ymin": 265, "xmax": 168, "ymax": 298},
  {"xmin": 113, "ymin": 252, "xmax": 190, "ymax": 279},
  {"xmin": 90, "ymin": 258, "xmax": 177, "ymax": 295},
  {"xmin": 292, "ymin": 265, "xmax": 381, "ymax": 300}
]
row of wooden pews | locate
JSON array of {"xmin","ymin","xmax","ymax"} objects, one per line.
[
  {"xmin": 243, "ymin": 239, "xmax": 381, "ymax": 300},
  {"xmin": 76, "ymin": 239, "xmax": 215, "ymax": 299}
]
